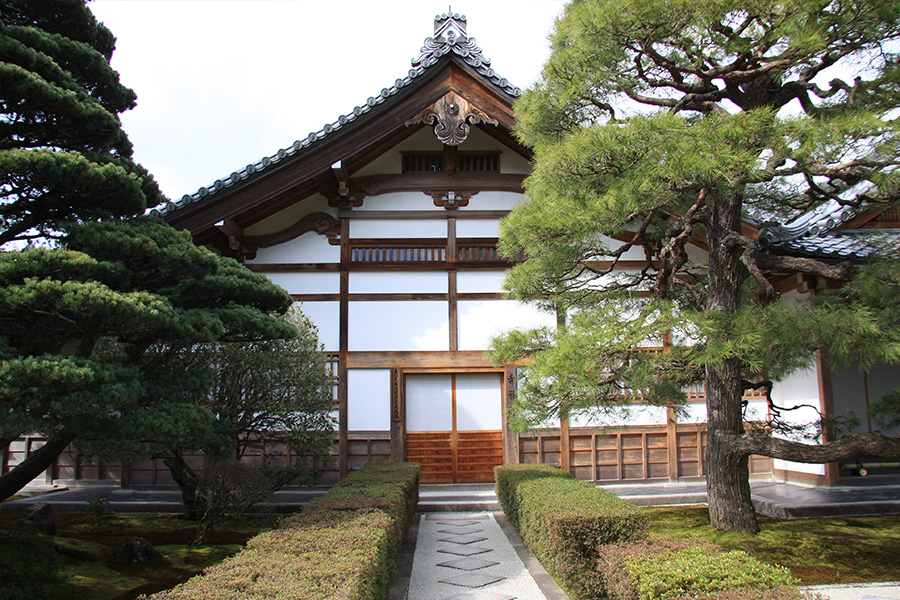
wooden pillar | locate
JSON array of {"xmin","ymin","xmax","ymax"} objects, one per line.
[
  {"xmin": 560, "ymin": 409, "xmax": 571, "ymax": 473},
  {"xmin": 390, "ymin": 368, "xmax": 405, "ymax": 461},
  {"xmin": 816, "ymin": 349, "xmax": 840, "ymax": 486},
  {"xmin": 503, "ymin": 367, "xmax": 520, "ymax": 464},
  {"xmin": 338, "ymin": 219, "xmax": 350, "ymax": 478},
  {"xmin": 667, "ymin": 406, "xmax": 679, "ymax": 481},
  {"xmin": 448, "ymin": 217, "xmax": 458, "ymax": 352}
]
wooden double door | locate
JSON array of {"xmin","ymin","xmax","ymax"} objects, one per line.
[{"xmin": 405, "ymin": 373, "xmax": 503, "ymax": 483}]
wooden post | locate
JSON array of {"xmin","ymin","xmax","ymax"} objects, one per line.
[
  {"xmin": 816, "ymin": 349, "xmax": 840, "ymax": 486},
  {"xmin": 390, "ymin": 368, "xmax": 405, "ymax": 461},
  {"xmin": 503, "ymin": 367, "xmax": 520, "ymax": 464},
  {"xmin": 338, "ymin": 219, "xmax": 350, "ymax": 478},
  {"xmin": 667, "ymin": 407, "xmax": 679, "ymax": 481}
]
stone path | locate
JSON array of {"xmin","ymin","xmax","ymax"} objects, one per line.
[{"xmin": 406, "ymin": 512, "xmax": 555, "ymax": 600}]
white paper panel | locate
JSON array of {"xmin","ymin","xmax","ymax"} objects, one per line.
[
  {"xmin": 456, "ymin": 374, "xmax": 503, "ymax": 430},
  {"xmin": 294, "ymin": 301, "xmax": 339, "ymax": 352},
  {"xmin": 406, "ymin": 374, "xmax": 453, "ymax": 431},
  {"xmin": 349, "ymin": 301, "xmax": 449, "ymax": 351},
  {"xmin": 265, "ymin": 272, "xmax": 339, "ymax": 295},
  {"xmin": 350, "ymin": 271, "xmax": 447, "ymax": 294},
  {"xmin": 248, "ymin": 232, "xmax": 340, "ymax": 264},
  {"xmin": 456, "ymin": 219, "xmax": 500, "ymax": 238},
  {"xmin": 457, "ymin": 271, "xmax": 506, "ymax": 293},
  {"xmin": 458, "ymin": 300, "xmax": 556, "ymax": 351},
  {"xmin": 348, "ymin": 369, "xmax": 390, "ymax": 431},
  {"xmin": 349, "ymin": 219, "xmax": 447, "ymax": 238}
]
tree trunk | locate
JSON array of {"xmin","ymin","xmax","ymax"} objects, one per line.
[
  {"xmin": 705, "ymin": 190, "xmax": 760, "ymax": 534},
  {"xmin": 162, "ymin": 451, "xmax": 205, "ymax": 520},
  {"xmin": 0, "ymin": 432, "xmax": 75, "ymax": 502}
]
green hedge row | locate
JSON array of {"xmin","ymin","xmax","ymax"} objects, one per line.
[
  {"xmin": 598, "ymin": 537, "xmax": 809, "ymax": 600},
  {"xmin": 495, "ymin": 464, "xmax": 648, "ymax": 598},
  {"xmin": 143, "ymin": 462, "xmax": 420, "ymax": 600},
  {"xmin": 495, "ymin": 465, "xmax": 814, "ymax": 600}
]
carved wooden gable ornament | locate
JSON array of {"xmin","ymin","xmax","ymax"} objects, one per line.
[{"xmin": 406, "ymin": 91, "xmax": 499, "ymax": 146}]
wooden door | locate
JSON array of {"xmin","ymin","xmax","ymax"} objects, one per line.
[{"xmin": 405, "ymin": 373, "xmax": 503, "ymax": 483}]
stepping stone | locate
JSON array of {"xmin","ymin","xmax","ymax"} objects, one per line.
[
  {"xmin": 438, "ymin": 572, "xmax": 506, "ymax": 588},
  {"xmin": 438, "ymin": 534, "xmax": 488, "ymax": 545},
  {"xmin": 437, "ymin": 556, "xmax": 500, "ymax": 571},
  {"xmin": 427, "ymin": 514, "xmax": 487, "ymax": 520},
  {"xmin": 434, "ymin": 593, "xmax": 516, "ymax": 600},
  {"xmin": 436, "ymin": 520, "xmax": 482, "ymax": 527},
  {"xmin": 438, "ymin": 545, "xmax": 493, "ymax": 557},
  {"xmin": 438, "ymin": 527, "xmax": 484, "ymax": 535}
]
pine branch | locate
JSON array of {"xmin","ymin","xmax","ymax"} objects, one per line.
[{"xmin": 726, "ymin": 431, "xmax": 900, "ymax": 462}]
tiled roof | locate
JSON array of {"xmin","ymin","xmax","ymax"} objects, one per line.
[
  {"xmin": 758, "ymin": 200, "xmax": 898, "ymax": 260},
  {"xmin": 152, "ymin": 13, "xmax": 519, "ymax": 218}
]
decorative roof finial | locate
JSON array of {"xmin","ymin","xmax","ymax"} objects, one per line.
[{"xmin": 434, "ymin": 11, "xmax": 467, "ymax": 43}]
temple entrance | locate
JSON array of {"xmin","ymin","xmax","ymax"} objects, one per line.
[{"xmin": 405, "ymin": 373, "xmax": 503, "ymax": 483}]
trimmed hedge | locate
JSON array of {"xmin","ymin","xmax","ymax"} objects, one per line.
[
  {"xmin": 599, "ymin": 538, "xmax": 804, "ymax": 600},
  {"xmin": 142, "ymin": 462, "xmax": 419, "ymax": 600},
  {"xmin": 494, "ymin": 464, "xmax": 573, "ymax": 529},
  {"xmin": 496, "ymin": 464, "xmax": 648, "ymax": 599}
]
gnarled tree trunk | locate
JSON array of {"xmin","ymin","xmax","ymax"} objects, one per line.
[
  {"xmin": 705, "ymin": 190, "xmax": 760, "ymax": 533},
  {"xmin": 0, "ymin": 432, "xmax": 75, "ymax": 502}
]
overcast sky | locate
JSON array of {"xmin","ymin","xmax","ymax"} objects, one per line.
[{"xmin": 88, "ymin": 1, "xmax": 568, "ymax": 203}]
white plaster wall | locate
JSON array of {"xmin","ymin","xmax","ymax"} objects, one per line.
[
  {"xmin": 265, "ymin": 272, "xmax": 339, "ymax": 295},
  {"xmin": 355, "ymin": 192, "xmax": 445, "ymax": 212},
  {"xmin": 462, "ymin": 191, "xmax": 523, "ymax": 211},
  {"xmin": 350, "ymin": 218, "xmax": 447, "ymax": 238},
  {"xmin": 347, "ymin": 369, "xmax": 391, "ymax": 431},
  {"xmin": 457, "ymin": 271, "xmax": 506, "ymax": 293},
  {"xmin": 294, "ymin": 301, "xmax": 339, "ymax": 352},
  {"xmin": 569, "ymin": 404, "xmax": 669, "ymax": 427},
  {"xmin": 248, "ymin": 231, "xmax": 340, "ymax": 264},
  {"xmin": 771, "ymin": 363, "xmax": 826, "ymax": 476},
  {"xmin": 350, "ymin": 271, "xmax": 447, "ymax": 294},
  {"xmin": 457, "ymin": 219, "xmax": 500, "ymax": 238},
  {"xmin": 349, "ymin": 301, "xmax": 449, "ymax": 351},
  {"xmin": 458, "ymin": 300, "xmax": 556, "ymax": 351},
  {"xmin": 681, "ymin": 401, "xmax": 708, "ymax": 424},
  {"xmin": 243, "ymin": 195, "xmax": 334, "ymax": 237}
]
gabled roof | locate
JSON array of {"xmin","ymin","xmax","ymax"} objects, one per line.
[{"xmin": 154, "ymin": 13, "xmax": 524, "ymax": 230}]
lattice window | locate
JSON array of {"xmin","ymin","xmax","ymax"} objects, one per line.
[
  {"xmin": 401, "ymin": 151, "xmax": 500, "ymax": 172},
  {"xmin": 402, "ymin": 152, "xmax": 443, "ymax": 172},
  {"xmin": 458, "ymin": 152, "xmax": 500, "ymax": 172},
  {"xmin": 350, "ymin": 244, "xmax": 447, "ymax": 263}
]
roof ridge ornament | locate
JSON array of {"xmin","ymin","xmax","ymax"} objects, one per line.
[{"xmin": 434, "ymin": 12, "xmax": 468, "ymax": 43}]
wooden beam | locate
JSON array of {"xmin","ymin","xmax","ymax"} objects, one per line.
[{"xmin": 347, "ymin": 351, "xmax": 496, "ymax": 369}]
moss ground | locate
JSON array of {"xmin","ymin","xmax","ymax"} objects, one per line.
[
  {"xmin": 0, "ymin": 512, "xmax": 275, "ymax": 600},
  {"xmin": 647, "ymin": 505, "xmax": 900, "ymax": 585}
]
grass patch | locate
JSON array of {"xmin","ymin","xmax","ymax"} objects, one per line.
[
  {"xmin": 647, "ymin": 505, "xmax": 900, "ymax": 585},
  {"xmin": 0, "ymin": 512, "xmax": 274, "ymax": 600}
]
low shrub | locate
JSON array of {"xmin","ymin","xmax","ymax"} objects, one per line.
[
  {"xmin": 494, "ymin": 463, "xmax": 573, "ymax": 528},
  {"xmin": 0, "ymin": 527, "xmax": 63, "ymax": 600},
  {"xmin": 600, "ymin": 538, "xmax": 800, "ymax": 600},
  {"xmin": 516, "ymin": 475, "xmax": 648, "ymax": 599},
  {"xmin": 142, "ymin": 461, "xmax": 419, "ymax": 600}
]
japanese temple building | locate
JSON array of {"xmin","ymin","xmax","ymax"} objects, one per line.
[{"xmin": 7, "ymin": 13, "xmax": 899, "ymax": 489}]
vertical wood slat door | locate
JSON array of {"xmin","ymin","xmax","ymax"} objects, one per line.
[{"xmin": 406, "ymin": 373, "xmax": 503, "ymax": 483}]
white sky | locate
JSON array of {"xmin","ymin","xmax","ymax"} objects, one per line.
[{"xmin": 88, "ymin": 0, "xmax": 568, "ymax": 203}]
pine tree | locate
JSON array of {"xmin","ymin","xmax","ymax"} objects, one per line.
[{"xmin": 500, "ymin": 0, "xmax": 900, "ymax": 533}]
